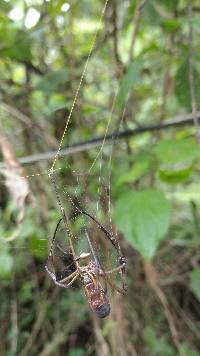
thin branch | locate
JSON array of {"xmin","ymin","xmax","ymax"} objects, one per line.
[
  {"xmin": 1, "ymin": 102, "xmax": 57, "ymax": 148},
  {"xmin": 19, "ymin": 301, "xmax": 48, "ymax": 356},
  {"xmin": 188, "ymin": 3, "xmax": 200, "ymax": 143},
  {"xmin": 129, "ymin": 0, "xmax": 148, "ymax": 62},
  {"xmin": 143, "ymin": 261, "xmax": 184, "ymax": 356},
  {"xmin": 111, "ymin": 1, "xmax": 121, "ymax": 64},
  {"xmin": 10, "ymin": 299, "xmax": 18, "ymax": 354},
  {"xmin": 0, "ymin": 112, "xmax": 199, "ymax": 167}
]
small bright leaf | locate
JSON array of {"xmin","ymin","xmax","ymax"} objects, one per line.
[
  {"xmin": 114, "ymin": 190, "xmax": 171, "ymax": 260},
  {"xmin": 144, "ymin": 326, "xmax": 175, "ymax": 356},
  {"xmin": 116, "ymin": 160, "xmax": 150, "ymax": 186},
  {"xmin": 190, "ymin": 268, "xmax": 200, "ymax": 302},
  {"xmin": 0, "ymin": 252, "xmax": 13, "ymax": 278},
  {"xmin": 154, "ymin": 138, "xmax": 199, "ymax": 164},
  {"xmin": 175, "ymin": 61, "xmax": 200, "ymax": 109},
  {"xmin": 29, "ymin": 235, "xmax": 48, "ymax": 260},
  {"xmin": 180, "ymin": 343, "xmax": 199, "ymax": 356},
  {"xmin": 159, "ymin": 162, "xmax": 194, "ymax": 184},
  {"xmin": 37, "ymin": 68, "xmax": 68, "ymax": 95},
  {"xmin": 118, "ymin": 58, "xmax": 144, "ymax": 108}
]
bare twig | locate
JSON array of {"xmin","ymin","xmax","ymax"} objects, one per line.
[
  {"xmin": 0, "ymin": 112, "xmax": 199, "ymax": 167},
  {"xmin": 93, "ymin": 316, "xmax": 110, "ymax": 356},
  {"xmin": 111, "ymin": 1, "xmax": 121, "ymax": 64},
  {"xmin": 38, "ymin": 332, "xmax": 67, "ymax": 356},
  {"xmin": 110, "ymin": 293, "xmax": 138, "ymax": 356},
  {"xmin": 188, "ymin": 3, "xmax": 200, "ymax": 143},
  {"xmin": 0, "ymin": 132, "xmax": 33, "ymax": 241},
  {"xmin": 1, "ymin": 102, "xmax": 57, "ymax": 148},
  {"xmin": 10, "ymin": 299, "xmax": 18, "ymax": 354},
  {"xmin": 19, "ymin": 279, "xmax": 52, "ymax": 356},
  {"xmin": 144, "ymin": 261, "xmax": 185, "ymax": 356},
  {"xmin": 129, "ymin": 0, "xmax": 148, "ymax": 62},
  {"xmin": 19, "ymin": 302, "xmax": 48, "ymax": 356}
]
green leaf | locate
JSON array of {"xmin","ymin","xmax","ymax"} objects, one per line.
[
  {"xmin": 154, "ymin": 138, "xmax": 199, "ymax": 164},
  {"xmin": 29, "ymin": 235, "xmax": 48, "ymax": 260},
  {"xmin": 180, "ymin": 343, "xmax": 198, "ymax": 356},
  {"xmin": 142, "ymin": 3, "xmax": 162, "ymax": 25},
  {"xmin": 175, "ymin": 61, "xmax": 200, "ymax": 109},
  {"xmin": 116, "ymin": 160, "xmax": 150, "ymax": 186},
  {"xmin": 159, "ymin": 162, "xmax": 194, "ymax": 184},
  {"xmin": 2, "ymin": 31, "xmax": 32, "ymax": 62},
  {"xmin": 190, "ymin": 268, "xmax": 200, "ymax": 302},
  {"xmin": 0, "ymin": 252, "xmax": 13, "ymax": 278},
  {"xmin": 114, "ymin": 190, "xmax": 171, "ymax": 260},
  {"xmin": 37, "ymin": 68, "xmax": 68, "ymax": 95},
  {"xmin": 118, "ymin": 58, "xmax": 144, "ymax": 108},
  {"xmin": 69, "ymin": 349, "xmax": 85, "ymax": 356},
  {"xmin": 161, "ymin": 18, "xmax": 181, "ymax": 32},
  {"xmin": 144, "ymin": 326, "xmax": 176, "ymax": 356},
  {"xmin": 153, "ymin": 0, "xmax": 178, "ymax": 14},
  {"xmin": 0, "ymin": 0, "xmax": 11, "ymax": 12},
  {"xmin": 46, "ymin": 94, "xmax": 69, "ymax": 115}
]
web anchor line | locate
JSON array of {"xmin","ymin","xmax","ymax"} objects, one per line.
[
  {"xmin": 50, "ymin": 0, "xmax": 110, "ymax": 171},
  {"xmin": 48, "ymin": 168, "xmax": 77, "ymax": 264}
]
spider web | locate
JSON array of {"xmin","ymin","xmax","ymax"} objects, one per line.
[{"xmin": 0, "ymin": 0, "xmax": 130, "ymax": 290}]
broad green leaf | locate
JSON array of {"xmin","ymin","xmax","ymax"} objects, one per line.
[
  {"xmin": 144, "ymin": 326, "xmax": 176, "ymax": 356},
  {"xmin": 2, "ymin": 31, "xmax": 32, "ymax": 61},
  {"xmin": 154, "ymin": 138, "xmax": 199, "ymax": 164},
  {"xmin": 46, "ymin": 94, "xmax": 69, "ymax": 115},
  {"xmin": 142, "ymin": 3, "xmax": 162, "ymax": 25},
  {"xmin": 29, "ymin": 235, "xmax": 48, "ymax": 260},
  {"xmin": 116, "ymin": 160, "xmax": 150, "ymax": 186},
  {"xmin": 0, "ymin": 252, "xmax": 13, "ymax": 278},
  {"xmin": 0, "ymin": 0, "xmax": 11, "ymax": 12},
  {"xmin": 114, "ymin": 190, "xmax": 171, "ymax": 260},
  {"xmin": 180, "ymin": 343, "xmax": 199, "ymax": 356},
  {"xmin": 118, "ymin": 58, "xmax": 144, "ymax": 108},
  {"xmin": 175, "ymin": 61, "xmax": 200, "ymax": 109},
  {"xmin": 19, "ymin": 282, "xmax": 34, "ymax": 302},
  {"xmin": 37, "ymin": 68, "xmax": 68, "ymax": 95},
  {"xmin": 159, "ymin": 162, "xmax": 194, "ymax": 184},
  {"xmin": 190, "ymin": 268, "xmax": 200, "ymax": 302},
  {"xmin": 102, "ymin": 320, "xmax": 116, "ymax": 337},
  {"xmin": 161, "ymin": 18, "xmax": 181, "ymax": 32},
  {"xmin": 153, "ymin": 0, "xmax": 178, "ymax": 14},
  {"xmin": 69, "ymin": 348, "xmax": 85, "ymax": 356}
]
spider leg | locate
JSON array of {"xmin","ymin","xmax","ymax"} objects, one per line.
[
  {"xmin": 104, "ymin": 263, "xmax": 126, "ymax": 274},
  {"xmin": 45, "ymin": 265, "xmax": 79, "ymax": 288},
  {"xmin": 60, "ymin": 272, "xmax": 79, "ymax": 287},
  {"xmin": 45, "ymin": 264, "xmax": 57, "ymax": 282},
  {"xmin": 49, "ymin": 218, "xmax": 63, "ymax": 256},
  {"xmin": 59, "ymin": 270, "xmax": 78, "ymax": 284},
  {"xmin": 104, "ymin": 274, "xmax": 126, "ymax": 295},
  {"xmin": 45, "ymin": 264, "xmax": 73, "ymax": 288},
  {"xmin": 98, "ymin": 260, "xmax": 127, "ymax": 294}
]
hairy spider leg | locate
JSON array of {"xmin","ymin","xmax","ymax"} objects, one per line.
[
  {"xmin": 45, "ymin": 265, "xmax": 79, "ymax": 288},
  {"xmin": 104, "ymin": 273, "xmax": 126, "ymax": 295},
  {"xmin": 105, "ymin": 263, "xmax": 126, "ymax": 275}
]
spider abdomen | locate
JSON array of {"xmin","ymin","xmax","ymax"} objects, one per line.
[{"xmin": 82, "ymin": 273, "xmax": 110, "ymax": 318}]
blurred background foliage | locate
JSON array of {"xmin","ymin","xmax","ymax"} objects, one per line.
[{"xmin": 0, "ymin": 0, "xmax": 200, "ymax": 355}]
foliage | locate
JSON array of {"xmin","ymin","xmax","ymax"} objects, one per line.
[
  {"xmin": 0, "ymin": 0, "xmax": 200, "ymax": 355},
  {"xmin": 190, "ymin": 268, "xmax": 200, "ymax": 302},
  {"xmin": 114, "ymin": 190, "xmax": 171, "ymax": 260}
]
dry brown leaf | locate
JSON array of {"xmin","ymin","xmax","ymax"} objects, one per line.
[{"xmin": 0, "ymin": 132, "xmax": 33, "ymax": 241}]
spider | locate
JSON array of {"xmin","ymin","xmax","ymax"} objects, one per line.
[{"xmin": 45, "ymin": 211, "xmax": 127, "ymax": 318}]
